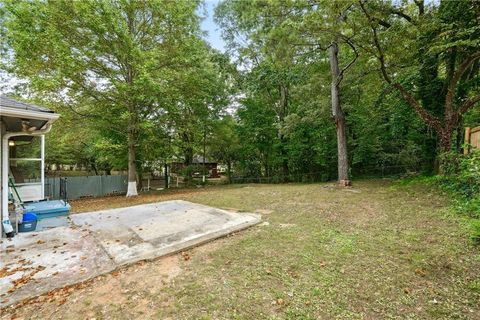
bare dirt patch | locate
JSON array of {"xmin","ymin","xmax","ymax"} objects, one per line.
[
  {"xmin": 255, "ymin": 209, "xmax": 274, "ymax": 215},
  {"xmin": 1, "ymin": 254, "xmax": 183, "ymax": 320}
]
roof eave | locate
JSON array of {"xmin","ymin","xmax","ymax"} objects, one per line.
[{"xmin": 1, "ymin": 106, "xmax": 60, "ymax": 122}]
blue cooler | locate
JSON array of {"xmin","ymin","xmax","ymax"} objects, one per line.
[
  {"xmin": 18, "ymin": 212, "xmax": 38, "ymax": 232},
  {"xmin": 24, "ymin": 200, "xmax": 71, "ymax": 219}
]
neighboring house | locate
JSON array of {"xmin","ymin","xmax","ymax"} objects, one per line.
[
  {"xmin": 170, "ymin": 155, "xmax": 219, "ymax": 178},
  {"xmin": 1, "ymin": 96, "xmax": 60, "ymax": 236}
]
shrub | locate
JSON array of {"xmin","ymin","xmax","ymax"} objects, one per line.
[{"xmin": 438, "ymin": 150, "xmax": 480, "ymax": 243}]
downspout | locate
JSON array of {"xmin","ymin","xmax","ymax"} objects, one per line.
[{"xmin": 2, "ymin": 122, "xmax": 54, "ymax": 237}]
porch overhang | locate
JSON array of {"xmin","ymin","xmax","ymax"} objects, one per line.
[{"xmin": 1, "ymin": 96, "xmax": 60, "ymax": 237}]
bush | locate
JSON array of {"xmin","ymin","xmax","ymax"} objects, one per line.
[{"xmin": 438, "ymin": 150, "xmax": 480, "ymax": 243}]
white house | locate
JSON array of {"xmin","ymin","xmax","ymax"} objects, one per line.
[{"xmin": 0, "ymin": 96, "xmax": 59, "ymax": 237}]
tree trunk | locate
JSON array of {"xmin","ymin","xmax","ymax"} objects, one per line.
[
  {"xmin": 438, "ymin": 128, "xmax": 453, "ymax": 153},
  {"xmin": 91, "ymin": 161, "xmax": 99, "ymax": 176},
  {"xmin": 329, "ymin": 41, "xmax": 351, "ymax": 186},
  {"xmin": 227, "ymin": 161, "xmax": 232, "ymax": 184},
  {"xmin": 183, "ymin": 136, "xmax": 194, "ymax": 186},
  {"xmin": 455, "ymin": 122, "xmax": 463, "ymax": 153},
  {"xmin": 280, "ymin": 136, "xmax": 289, "ymax": 182},
  {"xmin": 164, "ymin": 162, "xmax": 169, "ymax": 189},
  {"xmin": 437, "ymin": 127, "xmax": 454, "ymax": 174},
  {"xmin": 184, "ymin": 147, "xmax": 193, "ymax": 166},
  {"xmin": 126, "ymin": 111, "xmax": 138, "ymax": 197},
  {"xmin": 279, "ymin": 85, "xmax": 289, "ymax": 182}
]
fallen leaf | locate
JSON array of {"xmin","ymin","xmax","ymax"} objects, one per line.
[
  {"xmin": 288, "ymin": 271, "xmax": 298, "ymax": 278},
  {"xmin": 415, "ymin": 268, "xmax": 426, "ymax": 277},
  {"xmin": 181, "ymin": 252, "xmax": 191, "ymax": 261}
]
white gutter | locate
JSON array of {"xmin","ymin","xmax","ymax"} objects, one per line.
[
  {"xmin": 0, "ymin": 106, "xmax": 60, "ymax": 121},
  {"xmin": 1, "ymin": 121, "xmax": 54, "ymax": 236}
]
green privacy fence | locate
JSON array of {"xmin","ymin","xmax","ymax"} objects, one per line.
[{"xmin": 45, "ymin": 175, "xmax": 128, "ymax": 200}]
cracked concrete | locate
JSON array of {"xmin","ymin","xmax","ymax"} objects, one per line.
[{"xmin": 0, "ymin": 200, "xmax": 260, "ymax": 308}]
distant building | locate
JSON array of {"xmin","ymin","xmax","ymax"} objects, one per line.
[{"xmin": 171, "ymin": 156, "xmax": 219, "ymax": 178}]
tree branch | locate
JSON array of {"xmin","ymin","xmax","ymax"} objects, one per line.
[
  {"xmin": 358, "ymin": 1, "xmax": 392, "ymax": 83},
  {"xmin": 459, "ymin": 93, "xmax": 480, "ymax": 114},
  {"xmin": 359, "ymin": 0, "xmax": 441, "ymax": 131},
  {"xmin": 414, "ymin": 0, "xmax": 424, "ymax": 15},
  {"xmin": 338, "ymin": 38, "xmax": 359, "ymax": 82},
  {"xmin": 376, "ymin": 18, "xmax": 391, "ymax": 28},
  {"xmin": 445, "ymin": 51, "xmax": 480, "ymax": 116},
  {"xmin": 390, "ymin": 8, "xmax": 413, "ymax": 23}
]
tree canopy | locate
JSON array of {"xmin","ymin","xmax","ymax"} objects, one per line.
[{"xmin": 1, "ymin": 0, "xmax": 479, "ymax": 189}]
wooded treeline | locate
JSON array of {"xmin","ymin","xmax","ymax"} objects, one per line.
[{"xmin": 1, "ymin": 0, "xmax": 479, "ymax": 193}]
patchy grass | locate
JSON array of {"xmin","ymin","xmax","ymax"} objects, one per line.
[
  {"xmin": 3, "ymin": 180, "xmax": 480, "ymax": 319},
  {"xmin": 68, "ymin": 185, "xmax": 234, "ymax": 213}
]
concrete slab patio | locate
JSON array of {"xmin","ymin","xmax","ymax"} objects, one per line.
[
  {"xmin": 0, "ymin": 226, "xmax": 115, "ymax": 308},
  {"xmin": 0, "ymin": 200, "xmax": 260, "ymax": 308},
  {"xmin": 70, "ymin": 200, "xmax": 261, "ymax": 265}
]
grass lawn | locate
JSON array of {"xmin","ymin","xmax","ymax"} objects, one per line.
[{"xmin": 3, "ymin": 180, "xmax": 480, "ymax": 319}]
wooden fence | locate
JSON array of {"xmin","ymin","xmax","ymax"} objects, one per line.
[{"xmin": 464, "ymin": 126, "xmax": 480, "ymax": 154}]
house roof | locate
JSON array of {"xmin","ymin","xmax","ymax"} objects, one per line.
[
  {"xmin": 0, "ymin": 96, "xmax": 59, "ymax": 140},
  {"xmin": 171, "ymin": 155, "xmax": 217, "ymax": 164},
  {"xmin": 0, "ymin": 96, "xmax": 54, "ymax": 113},
  {"xmin": 193, "ymin": 155, "xmax": 216, "ymax": 164}
]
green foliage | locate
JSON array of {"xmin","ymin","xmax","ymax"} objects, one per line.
[
  {"xmin": 1, "ymin": 0, "xmax": 479, "ymax": 189},
  {"xmin": 1, "ymin": 0, "xmax": 232, "ymax": 182},
  {"xmin": 439, "ymin": 151, "xmax": 480, "ymax": 202},
  {"xmin": 438, "ymin": 150, "xmax": 480, "ymax": 243},
  {"xmin": 235, "ymin": 97, "xmax": 278, "ymax": 177}
]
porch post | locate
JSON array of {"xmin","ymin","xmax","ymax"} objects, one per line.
[
  {"xmin": 41, "ymin": 134, "xmax": 45, "ymax": 199},
  {"xmin": 0, "ymin": 121, "xmax": 4, "ymax": 236},
  {"xmin": 1, "ymin": 130, "xmax": 10, "ymax": 236}
]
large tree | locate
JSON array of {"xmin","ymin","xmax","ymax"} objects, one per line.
[
  {"xmin": 358, "ymin": 0, "xmax": 480, "ymax": 154},
  {"xmin": 216, "ymin": 0, "xmax": 360, "ymax": 185},
  {"xmin": 1, "ymin": 0, "xmax": 202, "ymax": 196}
]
